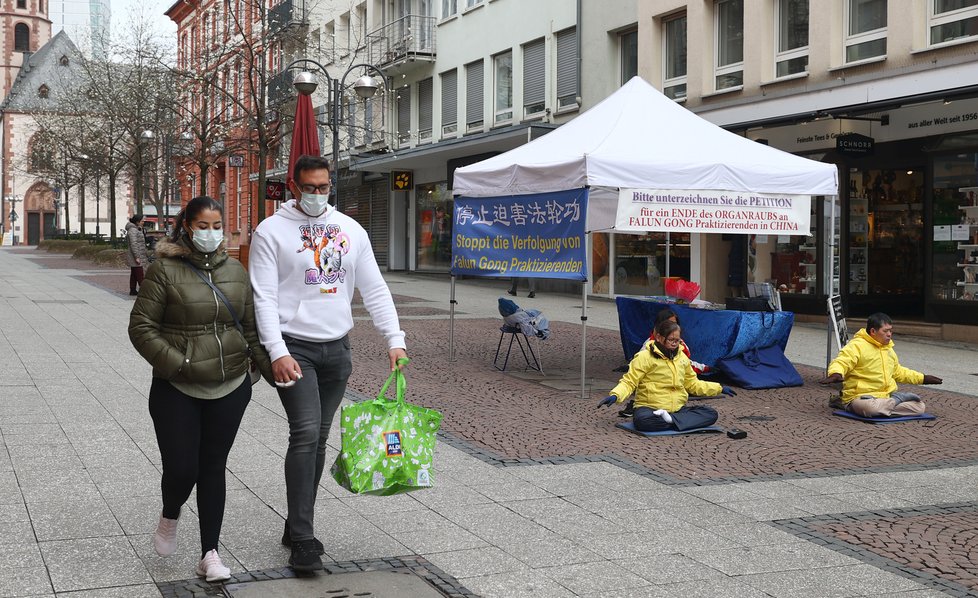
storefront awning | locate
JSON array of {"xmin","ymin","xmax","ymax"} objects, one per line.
[
  {"xmin": 348, "ymin": 123, "xmax": 557, "ymax": 173},
  {"xmin": 697, "ymin": 60, "xmax": 978, "ymax": 131}
]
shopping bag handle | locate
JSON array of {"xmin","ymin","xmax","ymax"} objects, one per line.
[{"xmin": 375, "ymin": 357, "xmax": 411, "ymax": 405}]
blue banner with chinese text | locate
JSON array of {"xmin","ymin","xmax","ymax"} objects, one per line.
[{"xmin": 451, "ymin": 188, "xmax": 588, "ymax": 280}]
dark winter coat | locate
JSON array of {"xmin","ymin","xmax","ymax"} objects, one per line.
[{"xmin": 128, "ymin": 236, "xmax": 272, "ymax": 385}]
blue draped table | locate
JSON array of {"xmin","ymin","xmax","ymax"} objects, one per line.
[{"xmin": 615, "ymin": 298, "xmax": 794, "ymax": 367}]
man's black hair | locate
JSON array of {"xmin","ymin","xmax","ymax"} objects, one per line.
[
  {"xmin": 293, "ymin": 155, "xmax": 331, "ymax": 184},
  {"xmin": 866, "ymin": 312, "xmax": 892, "ymax": 332}
]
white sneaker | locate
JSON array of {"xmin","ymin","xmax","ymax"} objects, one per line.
[
  {"xmin": 152, "ymin": 514, "xmax": 178, "ymax": 557},
  {"xmin": 195, "ymin": 549, "xmax": 231, "ymax": 582}
]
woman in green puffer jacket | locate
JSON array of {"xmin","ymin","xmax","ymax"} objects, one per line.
[{"xmin": 128, "ymin": 196, "xmax": 271, "ymax": 583}]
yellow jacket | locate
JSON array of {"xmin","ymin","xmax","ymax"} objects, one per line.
[
  {"xmin": 827, "ymin": 328, "xmax": 924, "ymax": 403},
  {"xmin": 610, "ymin": 343, "xmax": 722, "ymax": 412}
]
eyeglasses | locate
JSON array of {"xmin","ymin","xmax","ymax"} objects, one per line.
[
  {"xmin": 662, "ymin": 336, "xmax": 682, "ymax": 346},
  {"xmin": 299, "ymin": 184, "xmax": 332, "ymax": 194}
]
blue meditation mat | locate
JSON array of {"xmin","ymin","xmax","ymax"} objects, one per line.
[
  {"xmin": 616, "ymin": 421, "xmax": 725, "ymax": 436},
  {"xmin": 832, "ymin": 410, "xmax": 936, "ymax": 423}
]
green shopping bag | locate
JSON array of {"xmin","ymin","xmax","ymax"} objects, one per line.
[{"xmin": 331, "ymin": 358, "xmax": 443, "ymax": 496}]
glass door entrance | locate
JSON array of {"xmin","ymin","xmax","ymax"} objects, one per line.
[{"xmin": 846, "ymin": 168, "xmax": 924, "ymax": 316}]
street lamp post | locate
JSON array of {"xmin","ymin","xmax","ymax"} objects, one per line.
[
  {"xmin": 53, "ymin": 198, "xmax": 61, "ymax": 235},
  {"xmin": 95, "ymin": 172, "xmax": 101, "ymax": 238},
  {"xmin": 6, "ymin": 195, "xmax": 21, "ymax": 245},
  {"xmin": 75, "ymin": 157, "xmax": 87, "ymax": 235},
  {"xmin": 140, "ymin": 130, "xmax": 157, "ymax": 228},
  {"xmin": 285, "ymin": 59, "xmax": 390, "ymax": 204}
]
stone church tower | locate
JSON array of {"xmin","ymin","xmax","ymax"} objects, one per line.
[
  {"xmin": 2, "ymin": 0, "xmax": 53, "ymax": 244},
  {"xmin": 1, "ymin": 0, "xmax": 52, "ymax": 97}
]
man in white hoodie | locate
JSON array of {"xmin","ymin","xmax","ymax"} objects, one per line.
[{"xmin": 249, "ymin": 155, "xmax": 408, "ymax": 572}]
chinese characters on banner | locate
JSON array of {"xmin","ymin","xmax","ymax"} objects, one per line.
[
  {"xmin": 451, "ymin": 188, "xmax": 589, "ymax": 280},
  {"xmin": 615, "ymin": 189, "xmax": 812, "ymax": 235}
]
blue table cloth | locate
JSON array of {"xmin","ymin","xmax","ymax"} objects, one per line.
[{"xmin": 615, "ymin": 298, "xmax": 794, "ymax": 368}]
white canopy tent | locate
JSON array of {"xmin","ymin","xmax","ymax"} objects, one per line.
[{"xmin": 452, "ymin": 76, "xmax": 839, "ymax": 397}]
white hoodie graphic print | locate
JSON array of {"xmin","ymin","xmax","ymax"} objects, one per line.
[
  {"xmin": 297, "ymin": 222, "xmax": 351, "ymax": 285},
  {"xmin": 249, "ymin": 199, "xmax": 406, "ymax": 362}
]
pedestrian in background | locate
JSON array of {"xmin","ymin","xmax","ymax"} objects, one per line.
[
  {"xmin": 249, "ymin": 155, "xmax": 407, "ymax": 572},
  {"xmin": 508, "ymin": 276, "xmax": 536, "ymax": 298},
  {"xmin": 125, "ymin": 214, "xmax": 149, "ymax": 296},
  {"xmin": 128, "ymin": 196, "xmax": 272, "ymax": 583}
]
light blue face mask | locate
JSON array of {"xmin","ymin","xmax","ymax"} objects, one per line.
[
  {"xmin": 299, "ymin": 192, "xmax": 330, "ymax": 217},
  {"xmin": 191, "ymin": 228, "xmax": 223, "ymax": 253}
]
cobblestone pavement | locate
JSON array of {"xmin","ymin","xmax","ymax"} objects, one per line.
[
  {"xmin": 4, "ymin": 246, "xmax": 978, "ymax": 598},
  {"xmin": 344, "ymin": 316, "xmax": 975, "ymax": 484}
]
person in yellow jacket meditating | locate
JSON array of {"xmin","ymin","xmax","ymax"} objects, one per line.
[
  {"xmin": 598, "ymin": 320, "xmax": 736, "ymax": 431},
  {"xmin": 819, "ymin": 312, "xmax": 942, "ymax": 417}
]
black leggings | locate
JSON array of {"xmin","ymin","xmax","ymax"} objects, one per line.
[{"xmin": 149, "ymin": 377, "xmax": 251, "ymax": 557}]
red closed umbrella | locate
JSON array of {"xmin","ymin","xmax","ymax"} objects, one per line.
[{"xmin": 287, "ymin": 93, "xmax": 321, "ymax": 190}]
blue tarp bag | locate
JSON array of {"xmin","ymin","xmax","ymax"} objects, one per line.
[{"xmin": 715, "ymin": 344, "xmax": 803, "ymax": 389}]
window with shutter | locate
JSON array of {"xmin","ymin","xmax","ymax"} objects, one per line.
[
  {"xmin": 466, "ymin": 60, "xmax": 484, "ymax": 131},
  {"xmin": 620, "ymin": 29, "xmax": 638, "ymax": 85},
  {"xmin": 347, "ymin": 99, "xmax": 358, "ymax": 149},
  {"xmin": 364, "ymin": 98, "xmax": 374, "ymax": 146},
  {"xmin": 555, "ymin": 27, "xmax": 578, "ymax": 109},
  {"xmin": 522, "ymin": 38, "xmax": 545, "ymax": 118},
  {"xmin": 493, "ymin": 51, "xmax": 513, "ymax": 123},
  {"xmin": 929, "ymin": 0, "xmax": 978, "ymax": 46},
  {"xmin": 397, "ymin": 86, "xmax": 412, "ymax": 144},
  {"xmin": 663, "ymin": 14, "xmax": 687, "ymax": 100},
  {"xmin": 775, "ymin": 0, "xmax": 809, "ymax": 77},
  {"xmin": 441, "ymin": 69, "xmax": 458, "ymax": 135},
  {"xmin": 844, "ymin": 0, "xmax": 886, "ymax": 63},
  {"xmin": 714, "ymin": 0, "xmax": 744, "ymax": 90},
  {"xmin": 418, "ymin": 77, "xmax": 433, "ymax": 142},
  {"xmin": 14, "ymin": 23, "xmax": 30, "ymax": 51}
]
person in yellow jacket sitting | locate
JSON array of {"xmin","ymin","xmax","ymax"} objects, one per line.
[
  {"xmin": 819, "ymin": 312, "xmax": 942, "ymax": 417},
  {"xmin": 598, "ymin": 320, "xmax": 736, "ymax": 432}
]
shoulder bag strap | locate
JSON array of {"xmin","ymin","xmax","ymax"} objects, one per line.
[{"xmin": 183, "ymin": 259, "xmax": 244, "ymax": 334}]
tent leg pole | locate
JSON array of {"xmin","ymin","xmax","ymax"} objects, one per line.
[
  {"xmin": 665, "ymin": 232, "xmax": 670, "ymax": 280},
  {"xmin": 826, "ymin": 195, "xmax": 837, "ymax": 371},
  {"xmin": 581, "ymin": 281, "xmax": 588, "ymax": 399},
  {"xmin": 449, "ymin": 276, "xmax": 457, "ymax": 363}
]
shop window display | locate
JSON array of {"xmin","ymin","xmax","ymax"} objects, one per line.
[
  {"xmin": 612, "ymin": 232, "xmax": 690, "ymax": 296},
  {"xmin": 933, "ymin": 152, "xmax": 978, "ymax": 301},
  {"xmin": 415, "ymin": 182, "xmax": 452, "ymax": 271},
  {"xmin": 847, "ymin": 169, "xmax": 924, "ymax": 297},
  {"xmin": 768, "ymin": 199, "xmax": 818, "ymax": 295}
]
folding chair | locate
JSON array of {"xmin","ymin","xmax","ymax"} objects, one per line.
[{"xmin": 493, "ymin": 324, "xmax": 542, "ymax": 373}]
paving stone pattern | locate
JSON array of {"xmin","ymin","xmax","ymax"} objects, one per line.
[
  {"xmin": 11, "ymin": 250, "xmax": 978, "ymax": 598},
  {"xmin": 774, "ymin": 504, "xmax": 978, "ymax": 597},
  {"xmin": 344, "ymin": 313, "xmax": 978, "ymax": 484}
]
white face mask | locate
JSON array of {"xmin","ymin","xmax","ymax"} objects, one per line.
[
  {"xmin": 191, "ymin": 228, "xmax": 223, "ymax": 253},
  {"xmin": 299, "ymin": 192, "xmax": 330, "ymax": 217}
]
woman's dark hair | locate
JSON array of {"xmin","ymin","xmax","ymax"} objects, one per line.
[
  {"xmin": 654, "ymin": 308, "xmax": 680, "ymax": 326},
  {"xmin": 654, "ymin": 319, "xmax": 681, "ymax": 339},
  {"xmin": 129, "ymin": 214, "xmax": 144, "ymax": 224},
  {"xmin": 169, "ymin": 196, "xmax": 223, "ymax": 243}
]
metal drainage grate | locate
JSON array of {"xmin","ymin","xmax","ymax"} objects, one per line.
[{"xmin": 157, "ymin": 556, "xmax": 474, "ymax": 598}]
